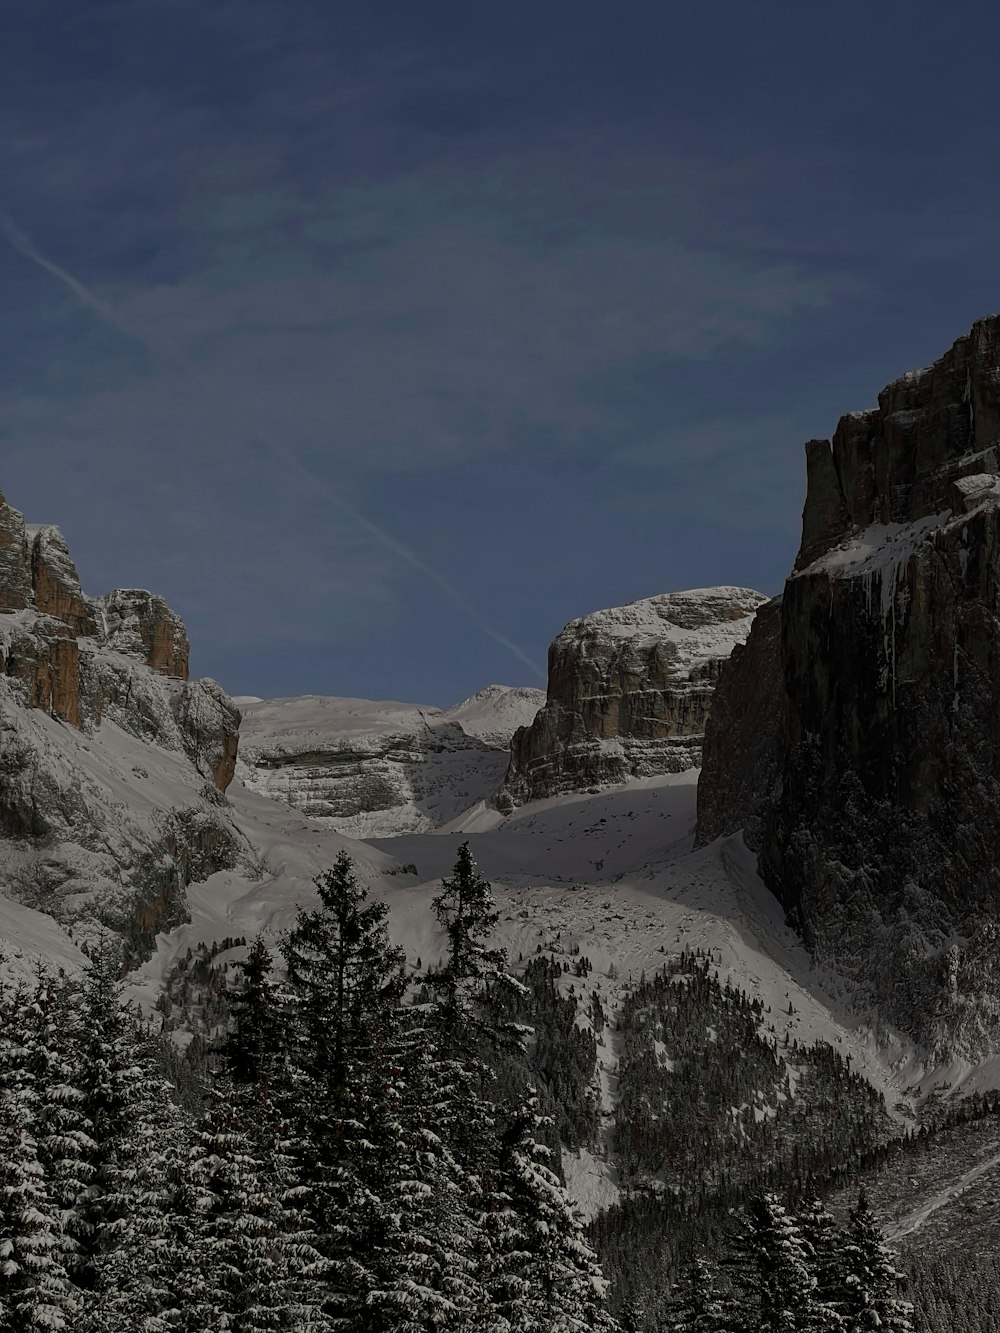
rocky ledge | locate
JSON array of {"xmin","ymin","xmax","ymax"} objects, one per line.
[
  {"xmin": 501, "ymin": 587, "xmax": 766, "ymax": 806},
  {"xmin": 697, "ymin": 314, "xmax": 1000, "ymax": 1059}
]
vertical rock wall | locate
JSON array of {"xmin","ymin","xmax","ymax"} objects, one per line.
[{"xmin": 697, "ymin": 315, "xmax": 1000, "ymax": 1057}]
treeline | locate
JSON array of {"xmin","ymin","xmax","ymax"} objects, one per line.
[{"xmin": 0, "ymin": 844, "xmax": 617, "ymax": 1331}]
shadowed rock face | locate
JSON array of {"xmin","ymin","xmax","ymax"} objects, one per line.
[
  {"xmin": 697, "ymin": 315, "xmax": 1000, "ymax": 1059},
  {"xmin": 0, "ymin": 494, "xmax": 33, "ymax": 613},
  {"xmin": 503, "ymin": 587, "xmax": 767, "ymax": 805}
]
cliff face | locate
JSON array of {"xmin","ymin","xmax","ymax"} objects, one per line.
[
  {"xmin": 502, "ymin": 587, "xmax": 766, "ymax": 805},
  {"xmin": 0, "ymin": 491, "xmax": 248, "ymax": 959},
  {"xmin": 697, "ymin": 315, "xmax": 1000, "ymax": 1059}
]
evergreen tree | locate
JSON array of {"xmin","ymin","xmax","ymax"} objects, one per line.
[
  {"xmin": 67, "ymin": 950, "xmax": 183, "ymax": 1330},
  {"xmin": 484, "ymin": 1098, "xmax": 618, "ymax": 1333},
  {"xmin": 729, "ymin": 1193, "xmax": 824, "ymax": 1333},
  {"xmin": 426, "ymin": 842, "xmax": 526, "ymax": 1062},
  {"xmin": 834, "ymin": 1193, "xmax": 914, "ymax": 1333},
  {"xmin": 224, "ymin": 937, "xmax": 285, "ymax": 1091},
  {"xmin": 661, "ymin": 1257, "xmax": 730, "ymax": 1333},
  {"xmin": 0, "ymin": 1079, "xmax": 78, "ymax": 1332},
  {"xmin": 177, "ymin": 1076, "xmax": 330, "ymax": 1333},
  {"xmin": 798, "ymin": 1199, "xmax": 845, "ymax": 1329},
  {"xmin": 279, "ymin": 854, "xmax": 423, "ymax": 1326}
]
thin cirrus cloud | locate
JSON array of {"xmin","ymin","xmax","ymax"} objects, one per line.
[{"xmin": 6, "ymin": 168, "xmax": 852, "ymax": 482}]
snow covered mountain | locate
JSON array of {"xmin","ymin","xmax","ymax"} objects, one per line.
[
  {"xmin": 0, "ymin": 491, "xmax": 246, "ymax": 971},
  {"xmin": 236, "ymin": 685, "xmax": 543, "ymax": 836}
]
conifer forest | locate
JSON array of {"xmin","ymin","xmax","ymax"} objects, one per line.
[{"xmin": 0, "ymin": 848, "xmax": 925, "ymax": 1331}]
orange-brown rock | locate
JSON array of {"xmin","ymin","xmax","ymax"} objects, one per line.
[
  {"xmin": 0, "ymin": 613, "xmax": 81, "ymax": 727},
  {"xmin": 0, "ymin": 493, "xmax": 33, "ymax": 613},
  {"xmin": 98, "ymin": 589, "xmax": 190, "ymax": 679},
  {"xmin": 29, "ymin": 526, "xmax": 98, "ymax": 637}
]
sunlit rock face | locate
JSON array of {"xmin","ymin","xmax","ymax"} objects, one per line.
[
  {"xmin": 501, "ymin": 587, "xmax": 766, "ymax": 806},
  {"xmin": 0, "ymin": 489, "xmax": 250, "ymax": 959},
  {"xmin": 698, "ymin": 315, "xmax": 1000, "ymax": 1059}
]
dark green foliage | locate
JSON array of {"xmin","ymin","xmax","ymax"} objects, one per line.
[
  {"xmin": 615, "ymin": 954, "xmax": 889, "ymax": 1193},
  {"xmin": 486, "ymin": 956, "xmax": 599, "ymax": 1154}
]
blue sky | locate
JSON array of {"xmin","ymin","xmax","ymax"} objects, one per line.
[{"xmin": 2, "ymin": 0, "xmax": 999, "ymax": 704}]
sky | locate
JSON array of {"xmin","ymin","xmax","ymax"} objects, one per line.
[{"xmin": 2, "ymin": 1, "xmax": 1000, "ymax": 705}]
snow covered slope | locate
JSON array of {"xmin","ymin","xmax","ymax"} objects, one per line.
[{"xmin": 113, "ymin": 765, "xmax": 916, "ymax": 1215}]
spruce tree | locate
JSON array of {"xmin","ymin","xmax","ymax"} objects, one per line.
[
  {"xmin": 177, "ymin": 1076, "xmax": 330, "ymax": 1333},
  {"xmin": 661, "ymin": 1257, "xmax": 730, "ymax": 1333},
  {"xmin": 835, "ymin": 1192, "xmax": 914, "ymax": 1333},
  {"xmin": 426, "ymin": 842, "xmax": 526, "ymax": 1062},
  {"xmin": 66, "ymin": 950, "xmax": 183, "ymax": 1330},
  {"xmin": 483, "ymin": 1098, "xmax": 618, "ymax": 1333},
  {"xmin": 224, "ymin": 937, "xmax": 285, "ymax": 1090},
  {"xmin": 799, "ymin": 1198, "xmax": 845, "ymax": 1330},
  {"xmin": 279, "ymin": 853, "xmax": 416, "ymax": 1325},
  {"xmin": 729, "ymin": 1193, "xmax": 824, "ymax": 1333},
  {"xmin": 0, "ymin": 1079, "xmax": 78, "ymax": 1332}
]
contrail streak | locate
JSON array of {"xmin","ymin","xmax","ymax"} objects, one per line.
[{"xmin": 1, "ymin": 212, "xmax": 544, "ymax": 682}]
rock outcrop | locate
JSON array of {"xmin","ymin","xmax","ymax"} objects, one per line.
[
  {"xmin": 0, "ymin": 489, "xmax": 250, "ymax": 960},
  {"xmin": 501, "ymin": 587, "xmax": 767, "ymax": 805},
  {"xmin": 29, "ymin": 525, "xmax": 98, "ymax": 637},
  {"xmin": 697, "ymin": 315, "xmax": 1000, "ymax": 1059},
  {"xmin": 0, "ymin": 494, "xmax": 33, "ymax": 613},
  {"xmin": 97, "ymin": 588, "xmax": 189, "ymax": 679}
]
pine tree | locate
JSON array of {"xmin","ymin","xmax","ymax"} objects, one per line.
[
  {"xmin": 835, "ymin": 1192, "xmax": 914, "ymax": 1333},
  {"xmin": 0, "ymin": 1079, "xmax": 78, "ymax": 1332},
  {"xmin": 177, "ymin": 1076, "xmax": 330, "ymax": 1333},
  {"xmin": 661, "ymin": 1257, "xmax": 730, "ymax": 1333},
  {"xmin": 729, "ymin": 1193, "xmax": 824, "ymax": 1333}
]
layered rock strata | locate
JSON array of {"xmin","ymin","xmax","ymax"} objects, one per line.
[
  {"xmin": 239, "ymin": 687, "xmax": 545, "ymax": 836},
  {"xmin": 502, "ymin": 587, "xmax": 767, "ymax": 805},
  {"xmin": 697, "ymin": 315, "xmax": 1000, "ymax": 1058}
]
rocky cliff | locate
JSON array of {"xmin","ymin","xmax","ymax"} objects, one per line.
[
  {"xmin": 697, "ymin": 315, "xmax": 1000, "ymax": 1060},
  {"xmin": 0, "ymin": 489, "xmax": 248, "ymax": 959},
  {"xmin": 502, "ymin": 587, "xmax": 767, "ymax": 806}
]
